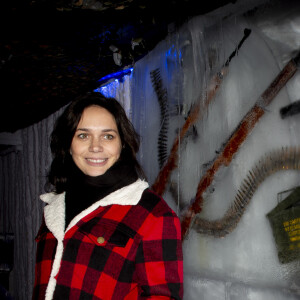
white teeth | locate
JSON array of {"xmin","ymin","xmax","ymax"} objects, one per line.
[{"xmin": 87, "ymin": 158, "xmax": 106, "ymax": 163}]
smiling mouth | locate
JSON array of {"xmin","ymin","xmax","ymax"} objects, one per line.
[{"xmin": 86, "ymin": 158, "xmax": 107, "ymax": 163}]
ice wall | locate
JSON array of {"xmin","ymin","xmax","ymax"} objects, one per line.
[
  {"xmin": 131, "ymin": 0, "xmax": 300, "ymax": 299},
  {"xmin": 94, "ymin": 72, "xmax": 133, "ymax": 119}
]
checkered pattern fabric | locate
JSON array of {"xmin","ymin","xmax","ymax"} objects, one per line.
[{"xmin": 32, "ymin": 189, "xmax": 183, "ymax": 299}]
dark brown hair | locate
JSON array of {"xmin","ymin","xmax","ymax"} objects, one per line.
[{"xmin": 47, "ymin": 92, "xmax": 145, "ymax": 193}]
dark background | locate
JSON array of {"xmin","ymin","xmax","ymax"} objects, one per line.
[{"xmin": 0, "ymin": 0, "xmax": 235, "ymax": 133}]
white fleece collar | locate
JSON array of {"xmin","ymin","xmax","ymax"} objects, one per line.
[
  {"xmin": 40, "ymin": 178, "xmax": 149, "ymax": 235},
  {"xmin": 42, "ymin": 192, "xmax": 66, "ymax": 241}
]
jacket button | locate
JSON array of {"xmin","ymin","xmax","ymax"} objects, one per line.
[{"xmin": 97, "ymin": 236, "xmax": 105, "ymax": 244}]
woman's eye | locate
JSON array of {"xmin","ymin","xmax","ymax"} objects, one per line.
[
  {"xmin": 78, "ymin": 133, "xmax": 88, "ymax": 139},
  {"xmin": 104, "ymin": 134, "xmax": 114, "ymax": 140}
]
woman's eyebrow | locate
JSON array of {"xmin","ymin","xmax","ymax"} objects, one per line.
[
  {"xmin": 101, "ymin": 129, "xmax": 118, "ymax": 133},
  {"xmin": 76, "ymin": 128, "xmax": 117, "ymax": 133},
  {"xmin": 75, "ymin": 128, "xmax": 89, "ymax": 132}
]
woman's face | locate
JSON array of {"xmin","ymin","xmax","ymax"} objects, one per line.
[{"xmin": 70, "ymin": 105, "xmax": 122, "ymax": 176}]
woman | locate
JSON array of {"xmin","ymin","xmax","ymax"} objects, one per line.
[{"xmin": 33, "ymin": 92, "xmax": 183, "ymax": 300}]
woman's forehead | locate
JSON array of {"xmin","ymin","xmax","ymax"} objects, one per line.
[{"xmin": 77, "ymin": 105, "xmax": 118, "ymax": 130}]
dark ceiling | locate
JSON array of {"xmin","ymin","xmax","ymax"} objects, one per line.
[{"xmin": 0, "ymin": 0, "xmax": 235, "ymax": 133}]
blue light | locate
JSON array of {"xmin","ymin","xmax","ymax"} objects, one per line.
[
  {"xmin": 165, "ymin": 45, "xmax": 182, "ymax": 60},
  {"xmin": 96, "ymin": 68, "xmax": 133, "ymax": 85},
  {"xmin": 94, "ymin": 67, "xmax": 133, "ymax": 98}
]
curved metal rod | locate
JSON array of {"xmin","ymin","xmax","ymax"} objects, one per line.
[{"xmin": 192, "ymin": 146, "xmax": 300, "ymax": 237}]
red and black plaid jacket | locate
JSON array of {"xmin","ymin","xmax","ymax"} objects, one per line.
[{"xmin": 33, "ymin": 179, "xmax": 183, "ymax": 299}]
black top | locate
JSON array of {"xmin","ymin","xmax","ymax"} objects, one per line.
[{"xmin": 65, "ymin": 158, "xmax": 138, "ymax": 228}]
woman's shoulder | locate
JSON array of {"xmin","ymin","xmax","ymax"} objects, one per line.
[
  {"xmin": 133, "ymin": 188, "xmax": 182, "ymax": 240},
  {"xmin": 138, "ymin": 188, "xmax": 179, "ymax": 218}
]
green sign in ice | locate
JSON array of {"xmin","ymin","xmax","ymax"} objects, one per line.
[{"xmin": 267, "ymin": 187, "xmax": 300, "ymax": 264}]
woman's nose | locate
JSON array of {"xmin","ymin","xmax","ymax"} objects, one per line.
[{"xmin": 89, "ymin": 137, "xmax": 103, "ymax": 152}]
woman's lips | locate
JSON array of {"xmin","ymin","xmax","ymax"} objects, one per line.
[{"xmin": 86, "ymin": 158, "xmax": 107, "ymax": 166}]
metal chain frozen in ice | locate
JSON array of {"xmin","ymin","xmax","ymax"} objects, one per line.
[
  {"xmin": 192, "ymin": 146, "xmax": 300, "ymax": 237},
  {"xmin": 150, "ymin": 68, "xmax": 169, "ymax": 169}
]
